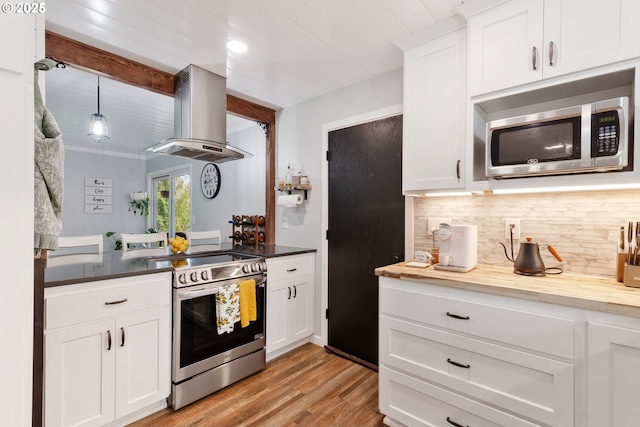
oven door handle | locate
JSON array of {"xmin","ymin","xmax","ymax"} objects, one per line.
[{"xmin": 179, "ymin": 287, "xmax": 219, "ymax": 300}]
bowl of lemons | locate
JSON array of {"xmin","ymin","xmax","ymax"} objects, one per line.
[{"xmin": 169, "ymin": 235, "xmax": 190, "ymax": 254}]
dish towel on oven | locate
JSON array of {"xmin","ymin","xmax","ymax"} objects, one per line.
[
  {"xmin": 216, "ymin": 283, "xmax": 240, "ymax": 334},
  {"xmin": 239, "ymin": 279, "xmax": 257, "ymax": 328}
]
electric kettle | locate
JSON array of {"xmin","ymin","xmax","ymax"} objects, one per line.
[{"xmin": 503, "ymin": 236, "xmax": 563, "ymax": 277}]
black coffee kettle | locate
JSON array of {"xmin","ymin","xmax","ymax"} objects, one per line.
[{"xmin": 502, "ymin": 236, "xmax": 563, "ymax": 276}]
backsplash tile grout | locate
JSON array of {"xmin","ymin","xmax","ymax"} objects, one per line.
[{"xmin": 413, "ymin": 189, "xmax": 640, "ymax": 279}]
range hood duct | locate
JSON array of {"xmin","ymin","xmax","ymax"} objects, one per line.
[{"xmin": 147, "ymin": 64, "xmax": 250, "ymax": 163}]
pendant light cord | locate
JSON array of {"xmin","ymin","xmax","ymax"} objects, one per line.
[{"xmin": 97, "ymin": 75, "xmax": 101, "ymax": 115}]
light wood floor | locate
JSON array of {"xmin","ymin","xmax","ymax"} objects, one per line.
[{"xmin": 129, "ymin": 343, "xmax": 385, "ymax": 427}]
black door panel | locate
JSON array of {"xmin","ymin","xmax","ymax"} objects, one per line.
[{"xmin": 327, "ymin": 115, "xmax": 404, "ymax": 366}]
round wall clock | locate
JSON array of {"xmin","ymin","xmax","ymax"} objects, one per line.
[{"xmin": 200, "ymin": 163, "xmax": 221, "ymax": 199}]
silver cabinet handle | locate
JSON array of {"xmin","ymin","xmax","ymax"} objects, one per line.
[
  {"xmin": 549, "ymin": 41, "xmax": 554, "ymax": 66},
  {"xmin": 287, "ymin": 286, "xmax": 292, "ymax": 300},
  {"xmin": 107, "ymin": 330, "xmax": 112, "ymax": 351},
  {"xmin": 532, "ymin": 46, "xmax": 538, "ymax": 70},
  {"xmin": 456, "ymin": 160, "xmax": 461, "ymax": 180},
  {"xmin": 120, "ymin": 327, "xmax": 125, "ymax": 347},
  {"xmin": 105, "ymin": 298, "xmax": 128, "ymax": 305},
  {"xmin": 293, "ymin": 285, "xmax": 297, "ymax": 298},
  {"xmin": 286, "ymin": 268, "xmax": 297, "ymax": 272}
]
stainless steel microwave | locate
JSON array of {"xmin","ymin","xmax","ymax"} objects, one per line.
[{"xmin": 486, "ymin": 97, "xmax": 630, "ymax": 179}]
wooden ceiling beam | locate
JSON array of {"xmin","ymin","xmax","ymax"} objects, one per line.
[{"xmin": 45, "ymin": 31, "xmax": 175, "ymax": 96}]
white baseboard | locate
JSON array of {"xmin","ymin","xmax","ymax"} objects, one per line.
[
  {"xmin": 266, "ymin": 336, "xmax": 323, "ymax": 361},
  {"xmin": 105, "ymin": 398, "xmax": 168, "ymax": 427}
]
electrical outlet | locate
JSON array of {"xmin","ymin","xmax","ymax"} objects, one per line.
[
  {"xmin": 504, "ymin": 218, "xmax": 521, "ymax": 239},
  {"xmin": 427, "ymin": 217, "xmax": 452, "ymax": 235},
  {"xmin": 282, "ymin": 216, "xmax": 289, "ymax": 229}
]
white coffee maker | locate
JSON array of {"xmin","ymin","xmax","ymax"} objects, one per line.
[{"xmin": 434, "ymin": 224, "xmax": 477, "ymax": 272}]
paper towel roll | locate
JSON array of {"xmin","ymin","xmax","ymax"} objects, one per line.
[{"xmin": 277, "ymin": 194, "xmax": 303, "ymax": 207}]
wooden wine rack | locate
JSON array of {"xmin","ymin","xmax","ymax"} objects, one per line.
[{"xmin": 230, "ymin": 214, "xmax": 266, "ymax": 247}]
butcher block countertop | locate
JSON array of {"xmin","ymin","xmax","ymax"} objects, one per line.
[{"xmin": 375, "ymin": 262, "xmax": 640, "ymax": 318}]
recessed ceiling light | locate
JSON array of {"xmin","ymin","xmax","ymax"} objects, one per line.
[{"xmin": 227, "ymin": 40, "xmax": 248, "ymax": 53}]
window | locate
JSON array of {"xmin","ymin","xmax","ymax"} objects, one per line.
[{"xmin": 149, "ymin": 166, "xmax": 191, "ymax": 237}]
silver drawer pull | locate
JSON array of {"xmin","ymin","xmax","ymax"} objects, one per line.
[
  {"xmin": 447, "ymin": 358, "xmax": 470, "ymax": 369},
  {"xmin": 446, "ymin": 311, "xmax": 469, "ymax": 320},
  {"xmin": 105, "ymin": 298, "xmax": 128, "ymax": 305},
  {"xmin": 286, "ymin": 268, "xmax": 297, "ymax": 272}
]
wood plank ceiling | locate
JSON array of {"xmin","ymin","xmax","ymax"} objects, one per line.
[{"xmin": 44, "ymin": 0, "xmax": 465, "ymax": 109}]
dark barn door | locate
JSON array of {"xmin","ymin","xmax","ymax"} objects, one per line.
[{"xmin": 327, "ymin": 114, "xmax": 404, "ymax": 367}]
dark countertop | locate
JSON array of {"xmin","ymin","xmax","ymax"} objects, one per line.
[{"xmin": 44, "ymin": 244, "xmax": 316, "ymax": 288}]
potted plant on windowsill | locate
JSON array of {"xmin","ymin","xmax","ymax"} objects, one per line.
[{"xmin": 129, "ymin": 191, "xmax": 149, "ymax": 217}]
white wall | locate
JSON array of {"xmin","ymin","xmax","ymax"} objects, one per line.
[
  {"xmin": 61, "ymin": 150, "xmax": 148, "ymax": 243},
  {"xmin": 146, "ymin": 123, "xmax": 266, "ymax": 241},
  {"xmin": 275, "ymin": 68, "xmax": 404, "ymax": 343},
  {"xmin": 56, "ymin": 121, "xmax": 265, "ymax": 247}
]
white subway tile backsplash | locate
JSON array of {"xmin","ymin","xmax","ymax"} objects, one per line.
[{"xmin": 413, "ymin": 189, "xmax": 640, "ymax": 279}]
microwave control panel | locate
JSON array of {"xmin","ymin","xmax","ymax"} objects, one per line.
[{"xmin": 593, "ymin": 110, "xmax": 620, "ymax": 157}]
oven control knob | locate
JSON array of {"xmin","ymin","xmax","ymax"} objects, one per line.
[
  {"xmin": 261, "ymin": 262, "xmax": 267, "ymax": 272},
  {"xmin": 190, "ymin": 271, "xmax": 199, "ymax": 283},
  {"xmin": 201, "ymin": 270, "xmax": 209, "ymax": 281},
  {"xmin": 251, "ymin": 263, "xmax": 257, "ymax": 272},
  {"xmin": 178, "ymin": 273, "xmax": 188, "ymax": 284},
  {"xmin": 242, "ymin": 264, "xmax": 250, "ymax": 274}
]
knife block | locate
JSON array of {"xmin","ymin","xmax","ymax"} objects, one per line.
[{"xmin": 623, "ymin": 264, "xmax": 640, "ymax": 288}]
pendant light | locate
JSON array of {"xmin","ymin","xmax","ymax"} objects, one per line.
[{"xmin": 88, "ymin": 75, "xmax": 109, "ymax": 143}]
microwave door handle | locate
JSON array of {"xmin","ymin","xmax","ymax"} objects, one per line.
[{"xmin": 581, "ymin": 104, "xmax": 592, "ymax": 168}]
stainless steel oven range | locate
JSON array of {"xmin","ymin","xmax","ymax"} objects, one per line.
[{"xmin": 171, "ymin": 253, "xmax": 267, "ymax": 410}]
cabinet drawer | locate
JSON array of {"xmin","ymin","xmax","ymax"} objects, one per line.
[
  {"xmin": 380, "ymin": 316, "xmax": 573, "ymax": 427},
  {"xmin": 45, "ymin": 272, "xmax": 172, "ymax": 330},
  {"xmin": 266, "ymin": 254, "xmax": 314, "ymax": 281},
  {"xmin": 379, "ymin": 279, "xmax": 574, "ymax": 358},
  {"xmin": 380, "ymin": 366, "xmax": 540, "ymax": 427}
]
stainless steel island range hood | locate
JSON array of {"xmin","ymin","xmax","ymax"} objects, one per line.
[{"xmin": 146, "ymin": 64, "xmax": 250, "ymax": 163}]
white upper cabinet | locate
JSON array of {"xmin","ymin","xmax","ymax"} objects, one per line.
[
  {"xmin": 468, "ymin": 0, "xmax": 640, "ymax": 97},
  {"xmin": 468, "ymin": 0, "xmax": 543, "ymax": 97},
  {"xmin": 401, "ymin": 25, "xmax": 467, "ymax": 192}
]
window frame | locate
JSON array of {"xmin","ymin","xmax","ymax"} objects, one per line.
[{"xmin": 147, "ymin": 164, "xmax": 193, "ymax": 236}]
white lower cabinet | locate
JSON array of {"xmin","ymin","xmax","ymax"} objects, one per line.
[
  {"xmin": 379, "ymin": 276, "xmax": 574, "ymax": 427},
  {"xmin": 379, "ymin": 276, "xmax": 640, "ymax": 427},
  {"xmin": 587, "ymin": 322, "xmax": 640, "ymax": 427},
  {"xmin": 380, "ymin": 367, "xmax": 540, "ymax": 427},
  {"xmin": 266, "ymin": 253, "xmax": 314, "ymax": 357},
  {"xmin": 44, "ymin": 272, "xmax": 172, "ymax": 427}
]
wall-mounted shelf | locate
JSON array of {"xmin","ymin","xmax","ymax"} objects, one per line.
[{"xmin": 276, "ymin": 184, "xmax": 311, "ymax": 200}]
